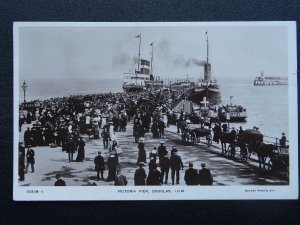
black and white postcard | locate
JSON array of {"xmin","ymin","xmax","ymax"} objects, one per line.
[{"xmin": 13, "ymin": 22, "xmax": 298, "ymax": 200}]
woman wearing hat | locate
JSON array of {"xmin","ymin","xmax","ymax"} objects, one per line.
[
  {"xmin": 137, "ymin": 138, "xmax": 146, "ymax": 165},
  {"xmin": 134, "ymin": 162, "xmax": 147, "ymax": 186},
  {"xmin": 106, "ymin": 154, "xmax": 118, "ymax": 182},
  {"xmin": 146, "ymin": 164, "xmax": 161, "ymax": 186},
  {"xmin": 149, "ymin": 147, "xmax": 157, "ymax": 162},
  {"xmin": 76, "ymin": 137, "xmax": 85, "ymax": 162}
]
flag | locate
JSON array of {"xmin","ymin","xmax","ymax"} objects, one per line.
[
  {"xmin": 135, "ymin": 34, "xmax": 141, "ymax": 38},
  {"xmin": 150, "ymin": 42, "xmax": 154, "ymax": 46},
  {"xmin": 205, "ymin": 31, "xmax": 208, "ymax": 35}
]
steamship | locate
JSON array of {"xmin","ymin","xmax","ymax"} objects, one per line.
[
  {"xmin": 188, "ymin": 33, "xmax": 221, "ymax": 105},
  {"xmin": 122, "ymin": 35, "xmax": 163, "ymax": 92}
]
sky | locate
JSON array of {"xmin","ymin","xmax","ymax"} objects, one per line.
[{"xmin": 18, "ymin": 23, "xmax": 289, "ymax": 81}]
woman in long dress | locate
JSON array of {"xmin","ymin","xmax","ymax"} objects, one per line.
[
  {"xmin": 76, "ymin": 137, "xmax": 85, "ymax": 162},
  {"xmin": 137, "ymin": 138, "xmax": 146, "ymax": 165}
]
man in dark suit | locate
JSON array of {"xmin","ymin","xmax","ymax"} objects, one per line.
[
  {"xmin": 54, "ymin": 174, "xmax": 66, "ymax": 186},
  {"xmin": 198, "ymin": 163, "xmax": 213, "ymax": 185},
  {"xmin": 66, "ymin": 137, "xmax": 76, "ymax": 162},
  {"xmin": 94, "ymin": 151, "xmax": 105, "ymax": 180},
  {"xmin": 184, "ymin": 163, "xmax": 199, "ymax": 185},
  {"xmin": 18, "ymin": 143, "xmax": 25, "ymax": 181},
  {"xmin": 159, "ymin": 155, "xmax": 170, "ymax": 184},
  {"xmin": 24, "ymin": 127, "xmax": 32, "ymax": 148},
  {"xmin": 170, "ymin": 149, "xmax": 184, "ymax": 185},
  {"xmin": 157, "ymin": 141, "xmax": 168, "ymax": 159},
  {"xmin": 25, "ymin": 146, "xmax": 35, "ymax": 173}
]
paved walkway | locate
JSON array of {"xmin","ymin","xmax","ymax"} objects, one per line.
[{"xmin": 18, "ymin": 121, "xmax": 288, "ymax": 186}]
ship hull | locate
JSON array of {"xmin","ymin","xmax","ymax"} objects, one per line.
[
  {"xmin": 219, "ymin": 115, "xmax": 247, "ymax": 122},
  {"xmin": 188, "ymin": 88, "xmax": 221, "ymax": 105},
  {"xmin": 219, "ymin": 111, "xmax": 247, "ymax": 122},
  {"xmin": 123, "ymin": 84, "xmax": 144, "ymax": 93}
]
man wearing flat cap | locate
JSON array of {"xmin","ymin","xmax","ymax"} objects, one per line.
[{"xmin": 184, "ymin": 163, "xmax": 199, "ymax": 185}]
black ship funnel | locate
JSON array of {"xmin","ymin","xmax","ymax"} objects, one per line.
[{"xmin": 204, "ymin": 63, "xmax": 211, "ymax": 82}]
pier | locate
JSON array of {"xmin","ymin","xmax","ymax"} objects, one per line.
[
  {"xmin": 254, "ymin": 71, "xmax": 288, "ymax": 86},
  {"xmin": 19, "ymin": 120, "xmax": 288, "ymax": 186}
]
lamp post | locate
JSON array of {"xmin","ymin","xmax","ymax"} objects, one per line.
[{"xmin": 22, "ymin": 80, "xmax": 27, "ymax": 103}]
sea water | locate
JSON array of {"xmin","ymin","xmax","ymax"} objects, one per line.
[
  {"xmin": 19, "ymin": 77, "xmax": 289, "ymax": 141},
  {"xmin": 218, "ymin": 76, "xmax": 289, "ymax": 143}
]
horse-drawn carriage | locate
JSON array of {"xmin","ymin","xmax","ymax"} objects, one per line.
[
  {"xmin": 221, "ymin": 129, "xmax": 264, "ymax": 162},
  {"xmin": 180, "ymin": 122, "xmax": 212, "ymax": 147},
  {"xmin": 220, "ymin": 128, "xmax": 289, "ymax": 174}
]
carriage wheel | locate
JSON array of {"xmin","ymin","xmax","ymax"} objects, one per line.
[
  {"xmin": 207, "ymin": 134, "xmax": 212, "ymax": 147},
  {"xmin": 267, "ymin": 158, "xmax": 273, "ymax": 172},
  {"xmin": 240, "ymin": 146, "xmax": 248, "ymax": 162},
  {"xmin": 227, "ymin": 144, "xmax": 234, "ymax": 158}
]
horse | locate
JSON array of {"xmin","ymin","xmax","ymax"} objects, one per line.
[
  {"xmin": 220, "ymin": 132, "xmax": 236, "ymax": 156},
  {"xmin": 254, "ymin": 142, "xmax": 275, "ymax": 170}
]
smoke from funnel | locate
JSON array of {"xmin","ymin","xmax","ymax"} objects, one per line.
[
  {"xmin": 184, "ymin": 58, "xmax": 206, "ymax": 67},
  {"xmin": 174, "ymin": 55, "xmax": 206, "ymax": 67},
  {"xmin": 112, "ymin": 53, "xmax": 132, "ymax": 65}
]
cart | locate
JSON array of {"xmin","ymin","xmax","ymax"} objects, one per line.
[
  {"xmin": 267, "ymin": 146, "xmax": 289, "ymax": 175},
  {"xmin": 182, "ymin": 123, "xmax": 212, "ymax": 147}
]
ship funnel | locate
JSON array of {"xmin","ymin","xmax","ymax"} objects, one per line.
[{"xmin": 204, "ymin": 63, "xmax": 211, "ymax": 82}]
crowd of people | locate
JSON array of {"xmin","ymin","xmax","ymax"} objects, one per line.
[
  {"xmin": 18, "ymin": 89, "xmax": 216, "ymax": 186},
  {"xmin": 19, "ymin": 88, "xmax": 287, "ymax": 186}
]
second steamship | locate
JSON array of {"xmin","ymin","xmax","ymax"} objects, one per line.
[
  {"xmin": 122, "ymin": 34, "xmax": 163, "ymax": 92},
  {"xmin": 189, "ymin": 33, "xmax": 221, "ymax": 105}
]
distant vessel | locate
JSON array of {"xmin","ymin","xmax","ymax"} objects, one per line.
[
  {"xmin": 218, "ymin": 96, "xmax": 247, "ymax": 122},
  {"xmin": 189, "ymin": 32, "xmax": 221, "ymax": 105},
  {"xmin": 254, "ymin": 71, "xmax": 288, "ymax": 86},
  {"xmin": 122, "ymin": 35, "xmax": 163, "ymax": 92}
]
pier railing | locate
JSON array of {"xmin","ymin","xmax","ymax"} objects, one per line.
[
  {"xmin": 228, "ymin": 127, "xmax": 289, "ymax": 147},
  {"xmin": 263, "ymin": 135, "xmax": 289, "ymax": 147}
]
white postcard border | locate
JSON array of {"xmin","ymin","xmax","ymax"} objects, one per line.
[{"xmin": 13, "ymin": 21, "xmax": 298, "ymax": 200}]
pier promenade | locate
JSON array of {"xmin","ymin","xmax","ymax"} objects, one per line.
[{"xmin": 19, "ymin": 121, "xmax": 288, "ymax": 187}]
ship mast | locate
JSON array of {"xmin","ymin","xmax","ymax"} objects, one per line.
[
  {"xmin": 135, "ymin": 34, "xmax": 142, "ymax": 86},
  {"xmin": 150, "ymin": 42, "xmax": 154, "ymax": 76},
  {"xmin": 206, "ymin": 31, "xmax": 209, "ymax": 64},
  {"xmin": 136, "ymin": 33, "xmax": 141, "ymax": 71}
]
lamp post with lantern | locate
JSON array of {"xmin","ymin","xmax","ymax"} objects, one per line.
[{"xmin": 22, "ymin": 80, "xmax": 27, "ymax": 103}]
